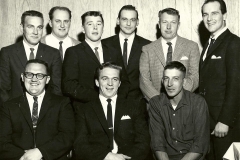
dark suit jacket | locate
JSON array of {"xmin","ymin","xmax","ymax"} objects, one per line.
[
  {"xmin": 74, "ymin": 97, "xmax": 150, "ymax": 160},
  {"xmin": 0, "ymin": 91, "xmax": 75, "ymax": 160},
  {"xmin": 0, "ymin": 41, "xmax": 62, "ymax": 102},
  {"xmin": 62, "ymin": 41, "xmax": 129, "ymax": 111},
  {"xmin": 199, "ymin": 29, "xmax": 240, "ymax": 130},
  {"xmin": 102, "ymin": 35, "xmax": 151, "ymax": 99}
]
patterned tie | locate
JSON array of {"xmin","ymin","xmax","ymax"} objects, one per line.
[
  {"xmin": 59, "ymin": 41, "xmax": 63, "ymax": 61},
  {"xmin": 123, "ymin": 39, "xmax": 128, "ymax": 68},
  {"xmin": 32, "ymin": 96, "xmax": 38, "ymax": 128},
  {"xmin": 29, "ymin": 48, "xmax": 35, "ymax": 60},
  {"xmin": 94, "ymin": 47, "xmax": 100, "ymax": 62},
  {"xmin": 206, "ymin": 38, "xmax": 215, "ymax": 56},
  {"xmin": 107, "ymin": 99, "xmax": 114, "ymax": 150},
  {"xmin": 166, "ymin": 42, "xmax": 172, "ymax": 64}
]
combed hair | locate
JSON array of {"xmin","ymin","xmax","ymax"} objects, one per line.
[
  {"xmin": 164, "ymin": 61, "xmax": 186, "ymax": 76},
  {"xmin": 21, "ymin": 10, "xmax": 43, "ymax": 25},
  {"xmin": 49, "ymin": 6, "xmax": 72, "ymax": 20},
  {"xmin": 81, "ymin": 11, "xmax": 104, "ymax": 25},
  {"xmin": 158, "ymin": 8, "xmax": 180, "ymax": 21},
  {"xmin": 118, "ymin": 5, "xmax": 138, "ymax": 19},
  {"xmin": 25, "ymin": 59, "xmax": 49, "ymax": 75},
  {"xmin": 201, "ymin": 0, "xmax": 227, "ymax": 15}
]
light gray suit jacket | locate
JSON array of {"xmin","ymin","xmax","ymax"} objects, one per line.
[{"xmin": 140, "ymin": 35, "xmax": 200, "ymax": 100}]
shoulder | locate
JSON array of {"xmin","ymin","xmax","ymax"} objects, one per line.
[
  {"xmin": 70, "ymin": 37, "xmax": 80, "ymax": 45},
  {"xmin": 1, "ymin": 42, "xmax": 21, "ymax": 52},
  {"xmin": 142, "ymin": 38, "xmax": 161, "ymax": 49},
  {"xmin": 184, "ymin": 90, "xmax": 207, "ymax": 107},
  {"xmin": 2, "ymin": 95, "xmax": 23, "ymax": 108},
  {"xmin": 177, "ymin": 36, "xmax": 198, "ymax": 46},
  {"xmin": 102, "ymin": 35, "xmax": 118, "ymax": 44},
  {"xmin": 39, "ymin": 42, "xmax": 58, "ymax": 52},
  {"xmin": 135, "ymin": 35, "xmax": 151, "ymax": 45}
]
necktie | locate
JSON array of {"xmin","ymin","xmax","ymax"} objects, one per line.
[
  {"xmin": 206, "ymin": 38, "xmax": 215, "ymax": 56},
  {"xmin": 29, "ymin": 48, "xmax": 34, "ymax": 60},
  {"xmin": 32, "ymin": 96, "xmax": 38, "ymax": 128},
  {"xmin": 94, "ymin": 47, "xmax": 100, "ymax": 62},
  {"xmin": 123, "ymin": 39, "xmax": 128, "ymax": 68},
  {"xmin": 166, "ymin": 42, "xmax": 172, "ymax": 64},
  {"xmin": 107, "ymin": 99, "xmax": 114, "ymax": 150},
  {"xmin": 59, "ymin": 41, "xmax": 63, "ymax": 61}
]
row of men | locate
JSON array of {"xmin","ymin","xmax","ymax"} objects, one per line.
[{"xmin": 0, "ymin": 0, "xmax": 240, "ymax": 159}]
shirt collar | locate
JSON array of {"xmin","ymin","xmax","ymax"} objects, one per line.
[
  {"xmin": 99, "ymin": 94, "xmax": 118, "ymax": 103},
  {"xmin": 162, "ymin": 89, "xmax": 188, "ymax": 108},
  {"xmin": 161, "ymin": 36, "xmax": 177, "ymax": 45},
  {"xmin": 23, "ymin": 40, "xmax": 39, "ymax": 51},
  {"xmin": 211, "ymin": 26, "xmax": 228, "ymax": 40},
  {"xmin": 26, "ymin": 90, "xmax": 45, "ymax": 99},
  {"xmin": 50, "ymin": 33, "xmax": 71, "ymax": 44},
  {"xmin": 119, "ymin": 32, "xmax": 135, "ymax": 42},
  {"xmin": 85, "ymin": 39, "xmax": 102, "ymax": 52}
]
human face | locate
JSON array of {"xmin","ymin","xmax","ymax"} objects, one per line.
[
  {"xmin": 162, "ymin": 68, "xmax": 185, "ymax": 101},
  {"xmin": 117, "ymin": 10, "xmax": 139, "ymax": 38},
  {"xmin": 95, "ymin": 67, "xmax": 121, "ymax": 98},
  {"xmin": 159, "ymin": 13, "xmax": 179, "ymax": 41},
  {"xmin": 50, "ymin": 9, "xmax": 71, "ymax": 40},
  {"xmin": 21, "ymin": 16, "xmax": 43, "ymax": 47},
  {"xmin": 21, "ymin": 63, "xmax": 50, "ymax": 96},
  {"xmin": 202, "ymin": 1, "xmax": 226, "ymax": 36},
  {"xmin": 83, "ymin": 16, "xmax": 103, "ymax": 42}
]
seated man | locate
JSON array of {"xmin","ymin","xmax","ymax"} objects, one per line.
[
  {"xmin": 149, "ymin": 61, "xmax": 209, "ymax": 160},
  {"xmin": 0, "ymin": 59, "xmax": 75, "ymax": 160},
  {"xmin": 74, "ymin": 62, "xmax": 150, "ymax": 160}
]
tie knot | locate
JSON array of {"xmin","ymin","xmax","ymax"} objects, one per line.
[
  {"xmin": 107, "ymin": 99, "xmax": 112, "ymax": 103},
  {"xmin": 167, "ymin": 42, "xmax": 172, "ymax": 46},
  {"xmin": 59, "ymin": 41, "xmax": 63, "ymax": 45},
  {"xmin": 210, "ymin": 38, "xmax": 215, "ymax": 43},
  {"xmin": 33, "ymin": 96, "xmax": 38, "ymax": 101},
  {"xmin": 124, "ymin": 38, "xmax": 128, "ymax": 42},
  {"xmin": 30, "ymin": 48, "xmax": 34, "ymax": 52},
  {"xmin": 95, "ymin": 47, "xmax": 98, "ymax": 51}
]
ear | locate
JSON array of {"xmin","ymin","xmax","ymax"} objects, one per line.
[
  {"xmin": 183, "ymin": 78, "xmax": 187, "ymax": 86},
  {"xmin": 117, "ymin": 18, "xmax": 120, "ymax": 25},
  {"xmin": 118, "ymin": 81, "xmax": 121, "ymax": 87},
  {"xmin": 20, "ymin": 24, "xmax": 24, "ymax": 34},
  {"xmin": 136, "ymin": 19, "xmax": 139, "ymax": 26},
  {"xmin": 49, "ymin": 20, "xmax": 52, "ymax": 28},
  {"xmin": 46, "ymin": 76, "xmax": 50, "ymax": 84},
  {"xmin": 158, "ymin": 21, "xmax": 161, "ymax": 30},
  {"xmin": 223, "ymin": 13, "xmax": 227, "ymax": 21},
  {"xmin": 82, "ymin": 25, "xmax": 85, "ymax": 33},
  {"xmin": 21, "ymin": 73, "xmax": 24, "ymax": 82},
  {"xmin": 95, "ymin": 79, "xmax": 99, "ymax": 87}
]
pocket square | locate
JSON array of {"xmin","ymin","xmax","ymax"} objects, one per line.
[
  {"xmin": 211, "ymin": 55, "xmax": 221, "ymax": 59},
  {"xmin": 180, "ymin": 56, "xmax": 189, "ymax": 60},
  {"xmin": 121, "ymin": 115, "xmax": 131, "ymax": 120}
]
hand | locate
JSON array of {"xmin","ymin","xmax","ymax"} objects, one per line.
[
  {"xmin": 211, "ymin": 122, "xmax": 229, "ymax": 137},
  {"xmin": 104, "ymin": 152, "xmax": 131, "ymax": 160},
  {"xmin": 19, "ymin": 148, "xmax": 42, "ymax": 160}
]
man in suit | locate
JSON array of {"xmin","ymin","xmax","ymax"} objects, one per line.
[
  {"xmin": 199, "ymin": 0, "xmax": 240, "ymax": 159},
  {"xmin": 74, "ymin": 62, "xmax": 150, "ymax": 160},
  {"xmin": 103, "ymin": 5, "xmax": 151, "ymax": 100},
  {"xmin": 41, "ymin": 6, "xmax": 80, "ymax": 61},
  {"xmin": 0, "ymin": 59, "xmax": 75, "ymax": 160},
  {"xmin": 62, "ymin": 11, "xmax": 129, "ymax": 111},
  {"xmin": 140, "ymin": 8, "xmax": 200, "ymax": 102},
  {"xmin": 0, "ymin": 10, "xmax": 62, "ymax": 103}
]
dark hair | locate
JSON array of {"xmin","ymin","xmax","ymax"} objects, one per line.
[
  {"xmin": 81, "ymin": 11, "xmax": 104, "ymax": 25},
  {"xmin": 201, "ymin": 0, "xmax": 227, "ymax": 15},
  {"xmin": 21, "ymin": 10, "xmax": 43, "ymax": 25},
  {"xmin": 164, "ymin": 61, "xmax": 186, "ymax": 76},
  {"xmin": 118, "ymin": 5, "xmax": 138, "ymax": 19},
  {"xmin": 94, "ymin": 62, "xmax": 122, "ymax": 80},
  {"xmin": 25, "ymin": 59, "xmax": 49, "ymax": 75},
  {"xmin": 49, "ymin": 6, "xmax": 72, "ymax": 20},
  {"xmin": 158, "ymin": 8, "xmax": 180, "ymax": 21}
]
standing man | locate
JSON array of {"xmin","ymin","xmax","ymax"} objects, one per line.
[
  {"xmin": 0, "ymin": 59, "xmax": 75, "ymax": 160},
  {"xmin": 103, "ymin": 5, "xmax": 151, "ymax": 100},
  {"xmin": 140, "ymin": 8, "xmax": 200, "ymax": 102},
  {"xmin": 0, "ymin": 10, "xmax": 62, "ymax": 103},
  {"xmin": 200, "ymin": 0, "xmax": 240, "ymax": 159},
  {"xmin": 62, "ymin": 11, "xmax": 129, "ymax": 111},
  {"xmin": 74, "ymin": 62, "xmax": 150, "ymax": 160},
  {"xmin": 41, "ymin": 6, "xmax": 80, "ymax": 61},
  {"xmin": 149, "ymin": 61, "xmax": 209, "ymax": 160}
]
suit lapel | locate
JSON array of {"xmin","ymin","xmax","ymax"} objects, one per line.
[
  {"xmin": 128, "ymin": 35, "xmax": 139, "ymax": 66},
  {"xmin": 36, "ymin": 43, "xmax": 46, "ymax": 60},
  {"xmin": 200, "ymin": 42, "xmax": 209, "ymax": 69},
  {"xmin": 154, "ymin": 38, "xmax": 166, "ymax": 66},
  {"xmin": 114, "ymin": 97, "xmax": 125, "ymax": 134},
  {"xmin": 103, "ymin": 43, "xmax": 111, "ymax": 62},
  {"xmin": 83, "ymin": 41, "xmax": 100, "ymax": 65},
  {"xmin": 173, "ymin": 36, "xmax": 185, "ymax": 60},
  {"xmin": 37, "ymin": 92, "xmax": 52, "ymax": 124},
  {"xmin": 16, "ymin": 42, "xmax": 28, "ymax": 67}
]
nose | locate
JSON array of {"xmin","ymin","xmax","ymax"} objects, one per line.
[
  {"xmin": 33, "ymin": 28, "xmax": 38, "ymax": 35},
  {"xmin": 127, "ymin": 20, "xmax": 131, "ymax": 26},
  {"xmin": 107, "ymin": 79, "xmax": 113, "ymax": 86},
  {"xmin": 168, "ymin": 79, "xmax": 173, "ymax": 86},
  {"xmin": 207, "ymin": 14, "xmax": 212, "ymax": 21},
  {"xmin": 31, "ymin": 75, "xmax": 38, "ymax": 81},
  {"xmin": 167, "ymin": 23, "xmax": 171, "ymax": 29},
  {"xmin": 60, "ymin": 21, "xmax": 65, "ymax": 28},
  {"xmin": 93, "ymin": 24, "xmax": 97, "ymax": 30}
]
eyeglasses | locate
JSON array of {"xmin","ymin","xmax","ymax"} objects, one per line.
[{"xmin": 23, "ymin": 72, "xmax": 48, "ymax": 80}]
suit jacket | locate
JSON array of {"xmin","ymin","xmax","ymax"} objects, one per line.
[
  {"xmin": 0, "ymin": 41, "xmax": 62, "ymax": 102},
  {"xmin": 62, "ymin": 41, "xmax": 129, "ymax": 111},
  {"xmin": 140, "ymin": 35, "xmax": 200, "ymax": 100},
  {"xmin": 41, "ymin": 34, "xmax": 80, "ymax": 46},
  {"xmin": 74, "ymin": 97, "xmax": 150, "ymax": 160},
  {"xmin": 102, "ymin": 35, "xmax": 151, "ymax": 99},
  {"xmin": 199, "ymin": 29, "xmax": 240, "ymax": 129},
  {"xmin": 0, "ymin": 92, "xmax": 75, "ymax": 160}
]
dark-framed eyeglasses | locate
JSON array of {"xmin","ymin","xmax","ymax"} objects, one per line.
[{"xmin": 23, "ymin": 72, "xmax": 48, "ymax": 80}]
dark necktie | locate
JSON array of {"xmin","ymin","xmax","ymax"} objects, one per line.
[
  {"xmin": 29, "ymin": 48, "xmax": 34, "ymax": 60},
  {"xmin": 206, "ymin": 38, "xmax": 215, "ymax": 56},
  {"xmin": 123, "ymin": 39, "xmax": 128, "ymax": 68},
  {"xmin": 166, "ymin": 42, "xmax": 172, "ymax": 64},
  {"xmin": 32, "ymin": 96, "xmax": 38, "ymax": 128},
  {"xmin": 107, "ymin": 99, "xmax": 114, "ymax": 150},
  {"xmin": 94, "ymin": 47, "xmax": 100, "ymax": 62},
  {"xmin": 59, "ymin": 41, "xmax": 63, "ymax": 61}
]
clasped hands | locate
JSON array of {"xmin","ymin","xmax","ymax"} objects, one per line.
[
  {"xmin": 211, "ymin": 122, "xmax": 229, "ymax": 137},
  {"xmin": 19, "ymin": 148, "xmax": 42, "ymax": 160}
]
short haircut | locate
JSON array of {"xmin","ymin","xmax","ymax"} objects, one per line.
[
  {"xmin": 164, "ymin": 61, "xmax": 186, "ymax": 77},
  {"xmin": 81, "ymin": 11, "xmax": 104, "ymax": 25},
  {"xmin": 118, "ymin": 5, "xmax": 138, "ymax": 19},
  {"xmin": 201, "ymin": 0, "xmax": 227, "ymax": 15},
  {"xmin": 21, "ymin": 10, "xmax": 43, "ymax": 25},
  {"xmin": 158, "ymin": 8, "xmax": 180, "ymax": 21},
  {"xmin": 25, "ymin": 59, "xmax": 49, "ymax": 75},
  {"xmin": 49, "ymin": 6, "xmax": 72, "ymax": 20},
  {"xmin": 94, "ymin": 62, "xmax": 122, "ymax": 81}
]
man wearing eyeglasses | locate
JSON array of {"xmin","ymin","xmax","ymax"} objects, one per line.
[{"xmin": 0, "ymin": 59, "xmax": 75, "ymax": 160}]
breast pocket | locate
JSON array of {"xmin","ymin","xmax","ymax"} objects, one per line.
[
  {"xmin": 182, "ymin": 123, "xmax": 194, "ymax": 141},
  {"xmin": 118, "ymin": 119, "xmax": 134, "ymax": 139}
]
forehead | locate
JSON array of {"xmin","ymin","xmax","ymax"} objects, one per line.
[
  {"xmin": 25, "ymin": 63, "xmax": 47, "ymax": 73},
  {"xmin": 164, "ymin": 68, "xmax": 183, "ymax": 77},
  {"xmin": 24, "ymin": 16, "xmax": 43, "ymax": 25},
  {"xmin": 99, "ymin": 67, "xmax": 120, "ymax": 78},
  {"xmin": 84, "ymin": 16, "xmax": 102, "ymax": 24},
  {"xmin": 52, "ymin": 9, "xmax": 70, "ymax": 19},
  {"xmin": 203, "ymin": 1, "xmax": 221, "ymax": 13},
  {"xmin": 160, "ymin": 12, "xmax": 179, "ymax": 21},
  {"xmin": 120, "ymin": 10, "xmax": 137, "ymax": 18}
]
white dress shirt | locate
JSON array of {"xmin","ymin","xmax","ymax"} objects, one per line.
[
  {"xmin": 161, "ymin": 36, "xmax": 177, "ymax": 61},
  {"xmin": 23, "ymin": 40, "xmax": 39, "ymax": 60},
  {"xmin": 26, "ymin": 90, "xmax": 45, "ymax": 116},
  {"xmin": 85, "ymin": 39, "xmax": 104, "ymax": 64},
  {"xmin": 119, "ymin": 32, "xmax": 135, "ymax": 64}
]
